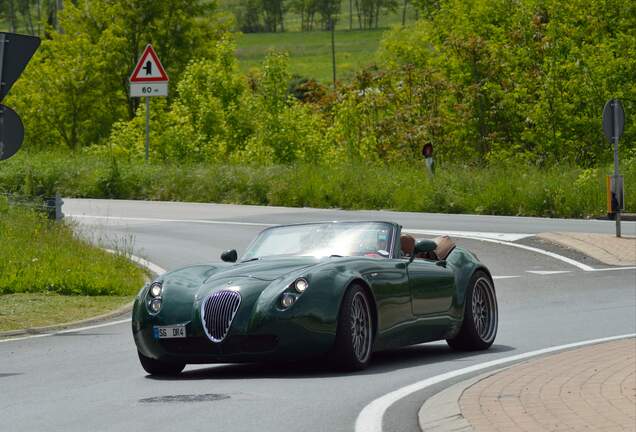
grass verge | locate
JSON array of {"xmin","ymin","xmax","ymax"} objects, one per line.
[
  {"xmin": 0, "ymin": 293, "xmax": 132, "ymax": 332},
  {"xmin": 0, "ymin": 199, "xmax": 146, "ymax": 295},
  {"xmin": 0, "ymin": 197, "xmax": 146, "ymax": 332},
  {"xmin": 1, "ymin": 151, "xmax": 633, "ymax": 218}
]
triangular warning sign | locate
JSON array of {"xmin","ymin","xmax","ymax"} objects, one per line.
[{"xmin": 129, "ymin": 44, "xmax": 169, "ymax": 82}]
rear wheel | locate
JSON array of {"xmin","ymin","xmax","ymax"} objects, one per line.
[
  {"xmin": 447, "ymin": 271, "xmax": 498, "ymax": 351},
  {"xmin": 332, "ymin": 284, "xmax": 374, "ymax": 371},
  {"xmin": 138, "ymin": 351, "xmax": 185, "ymax": 376}
]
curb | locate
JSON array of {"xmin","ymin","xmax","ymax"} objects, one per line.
[
  {"xmin": 418, "ymin": 368, "xmax": 511, "ymax": 432},
  {"xmin": 416, "ymin": 337, "xmax": 636, "ymax": 432},
  {"xmin": 0, "ymin": 301, "xmax": 134, "ymax": 338}
]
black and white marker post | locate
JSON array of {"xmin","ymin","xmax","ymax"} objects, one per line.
[
  {"xmin": 602, "ymin": 99, "xmax": 625, "ymax": 237},
  {"xmin": 129, "ymin": 44, "xmax": 169, "ymax": 161}
]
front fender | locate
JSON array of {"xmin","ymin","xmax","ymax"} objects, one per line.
[
  {"xmin": 247, "ymin": 266, "xmax": 364, "ymax": 348},
  {"xmin": 132, "ymin": 264, "xmax": 223, "ymax": 329}
]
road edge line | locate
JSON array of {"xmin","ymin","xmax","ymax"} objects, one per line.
[{"xmin": 354, "ymin": 333, "xmax": 636, "ymax": 432}]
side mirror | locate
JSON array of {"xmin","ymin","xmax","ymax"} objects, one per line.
[
  {"xmin": 414, "ymin": 239, "xmax": 437, "ymax": 254},
  {"xmin": 409, "ymin": 239, "xmax": 437, "ymax": 263},
  {"xmin": 221, "ymin": 249, "xmax": 238, "ymax": 263}
]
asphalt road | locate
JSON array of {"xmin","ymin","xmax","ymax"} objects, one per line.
[{"xmin": 2, "ymin": 199, "xmax": 635, "ymax": 432}]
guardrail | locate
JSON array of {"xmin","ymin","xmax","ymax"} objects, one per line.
[{"xmin": 1, "ymin": 192, "xmax": 64, "ymax": 221}]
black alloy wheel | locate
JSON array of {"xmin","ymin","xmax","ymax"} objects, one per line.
[
  {"xmin": 447, "ymin": 270, "xmax": 498, "ymax": 350},
  {"xmin": 332, "ymin": 284, "xmax": 374, "ymax": 371}
]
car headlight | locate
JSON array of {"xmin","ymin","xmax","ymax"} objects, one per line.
[
  {"xmin": 148, "ymin": 297, "xmax": 162, "ymax": 313},
  {"xmin": 149, "ymin": 282, "xmax": 162, "ymax": 297},
  {"xmin": 294, "ymin": 278, "xmax": 308, "ymax": 293},
  {"xmin": 280, "ymin": 293, "xmax": 297, "ymax": 308}
]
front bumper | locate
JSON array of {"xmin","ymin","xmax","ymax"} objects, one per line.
[{"xmin": 133, "ymin": 317, "xmax": 335, "ymax": 364}]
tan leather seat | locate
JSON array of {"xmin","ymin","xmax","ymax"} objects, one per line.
[
  {"xmin": 433, "ymin": 235, "xmax": 455, "ymax": 261},
  {"xmin": 400, "ymin": 234, "xmax": 416, "ymax": 257}
]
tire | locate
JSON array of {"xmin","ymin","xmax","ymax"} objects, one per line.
[
  {"xmin": 331, "ymin": 284, "xmax": 374, "ymax": 371},
  {"xmin": 138, "ymin": 351, "xmax": 185, "ymax": 376},
  {"xmin": 447, "ymin": 270, "xmax": 498, "ymax": 351}
]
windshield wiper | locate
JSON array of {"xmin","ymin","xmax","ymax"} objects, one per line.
[
  {"xmin": 329, "ymin": 254, "xmax": 343, "ymax": 258},
  {"xmin": 240, "ymin": 257, "xmax": 259, "ymax": 263}
]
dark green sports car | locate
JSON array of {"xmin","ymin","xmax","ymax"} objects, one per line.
[{"xmin": 132, "ymin": 221, "xmax": 498, "ymax": 375}]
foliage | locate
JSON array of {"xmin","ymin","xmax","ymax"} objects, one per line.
[
  {"xmin": 0, "ymin": 196, "xmax": 146, "ymax": 295},
  {"xmin": 1, "ymin": 152, "xmax": 633, "ymax": 218},
  {"xmin": 5, "ymin": 0, "xmax": 635, "ymax": 184},
  {"xmin": 379, "ymin": 0, "xmax": 636, "ymax": 165},
  {"xmin": 228, "ymin": 0, "xmax": 409, "ymax": 31},
  {"xmin": 6, "ymin": 0, "xmax": 232, "ymax": 151}
]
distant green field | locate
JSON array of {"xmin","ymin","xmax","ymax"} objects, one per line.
[{"xmin": 236, "ymin": 29, "xmax": 386, "ymax": 83}]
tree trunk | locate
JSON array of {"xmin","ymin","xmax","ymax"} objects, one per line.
[
  {"xmin": 402, "ymin": 0, "xmax": 407, "ymax": 26},
  {"xmin": 7, "ymin": 0, "xmax": 17, "ymax": 32}
]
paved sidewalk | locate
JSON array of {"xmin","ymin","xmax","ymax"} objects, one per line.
[
  {"xmin": 419, "ymin": 338, "xmax": 636, "ymax": 432},
  {"xmin": 538, "ymin": 232, "xmax": 636, "ymax": 266}
]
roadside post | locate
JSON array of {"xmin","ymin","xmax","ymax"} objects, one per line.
[
  {"xmin": 602, "ymin": 99, "xmax": 625, "ymax": 237},
  {"xmin": 422, "ymin": 143, "xmax": 434, "ymax": 175},
  {"xmin": 0, "ymin": 32, "xmax": 40, "ymax": 162},
  {"xmin": 129, "ymin": 44, "xmax": 169, "ymax": 161}
]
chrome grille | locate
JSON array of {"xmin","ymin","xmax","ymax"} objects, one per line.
[{"xmin": 201, "ymin": 290, "xmax": 241, "ymax": 343}]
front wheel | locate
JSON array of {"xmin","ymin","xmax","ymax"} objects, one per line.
[
  {"xmin": 331, "ymin": 284, "xmax": 374, "ymax": 371},
  {"xmin": 447, "ymin": 271, "xmax": 498, "ymax": 351},
  {"xmin": 138, "ymin": 351, "xmax": 185, "ymax": 376}
]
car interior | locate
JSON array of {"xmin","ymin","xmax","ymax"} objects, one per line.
[{"xmin": 399, "ymin": 234, "xmax": 455, "ymax": 261}]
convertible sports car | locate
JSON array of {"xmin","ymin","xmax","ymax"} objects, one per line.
[{"xmin": 132, "ymin": 221, "xmax": 498, "ymax": 374}]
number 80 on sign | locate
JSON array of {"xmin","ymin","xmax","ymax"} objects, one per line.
[{"xmin": 130, "ymin": 82, "xmax": 168, "ymax": 97}]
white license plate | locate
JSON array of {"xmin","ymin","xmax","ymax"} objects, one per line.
[{"xmin": 154, "ymin": 325, "xmax": 186, "ymax": 339}]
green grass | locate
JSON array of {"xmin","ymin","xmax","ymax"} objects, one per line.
[
  {"xmin": 0, "ymin": 293, "xmax": 133, "ymax": 332},
  {"xmin": 1, "ymin": 151, "xmax": 633, "ymax": 218},
  {"xmin": 236, "ymin": 29, "xmax": 386, "ymax": 82},
  {"xmin": 0, "ymin": 198, "xmax": 146, "ymax": 295}
]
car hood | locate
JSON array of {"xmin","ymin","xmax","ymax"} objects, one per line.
[{"xmin": 204, "ymin": 256, "xmax": 324, "ymax": 283}]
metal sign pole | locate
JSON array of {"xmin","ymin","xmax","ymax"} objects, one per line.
[
  {"xmin": 145, "ymin": 95, "xmax": 150, "ymax": 161},
  {"xmin": 330, "ymin": 17, "xmax": 336, "ymax": 90},
  {"xmin": 612, "ymin": 101, "xmax": 621, "ymax": 237},
  {"xmin": 0, "ymin": 33, "xmax": 5, "ymax": 160}
]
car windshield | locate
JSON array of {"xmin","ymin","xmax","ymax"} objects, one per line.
[{"xmin": 241, "ymin": 222, "xmax": 394, "ymax": 261}]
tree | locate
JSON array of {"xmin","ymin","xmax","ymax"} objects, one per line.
[
  {"xmin": 59, "ymin": 0, "xmax": 230, "ymax": 118},
  {"xmin": 262, "ymin": 0, "xmax": 285, "ymax": 32},
  {"xmin": 6, "ymin": 0, "xmax": 233, "ymax": 151}
]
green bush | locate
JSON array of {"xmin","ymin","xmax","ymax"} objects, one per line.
[{"xmin": 1, "ymin": 152, "xmax": 632, "ymax": 218}]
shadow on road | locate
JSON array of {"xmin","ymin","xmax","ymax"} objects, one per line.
[{"xmin": 146, "ymin": 343, "xmax": 515, "ymax": 381}]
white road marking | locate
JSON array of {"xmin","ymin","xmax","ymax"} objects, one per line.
[
  {"xmin": 0, "ymin": 318, "xmax": 133, "ymax": 343},
  {"xmin": 0, "ymin": 254, "xmax": 166, "ymax": 344},
  {"xmin": 355, "ymin": 333, "xmax": 636, "ymax": 432},
  {"xmin": 68, "ymin": 214, "xmax": 274, "ymax": 227},
  {"xmin": 527, "ymin": 270, "xmax": 572, "ymax": 275},
  {"xmin": 105, "ymin": 249, "xmax": 167, "ymax": 277},
  {"xmin": 68, "ymin": 214, "xmax": 635, "ymax": 273},
  {"xmin": 492, "ymin": 276, "xmax": 520, "ymax": 280},
  {"xmin": 406, "ymin": 228, "xmax": 533, "ymax": 242},
  {"xmin": 588, "ymin": 266, "xmax": 636, "ymax": 272}
]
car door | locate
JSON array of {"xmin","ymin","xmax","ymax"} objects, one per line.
[{"xmin": 407, "ymin": 259, "xmax": 455, "ymax": 316}]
